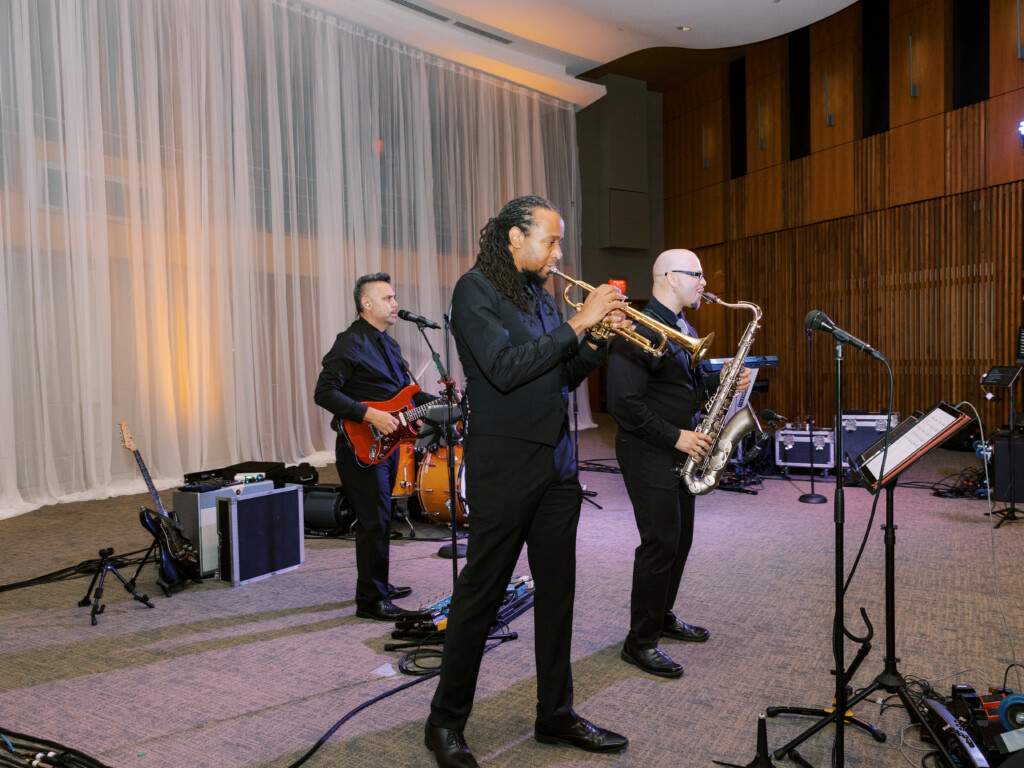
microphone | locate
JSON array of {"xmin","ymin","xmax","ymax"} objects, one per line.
[
  {"xmin": 759, "ymin": 408, "xmax": 786, "ymax": 425},
  {"xmin": 397, "ymin": 309, "xmax": 440, "ymax": 330},
  {"xmin": 805, "ymin": 310, "xmax": 886, "ymax": 361}
]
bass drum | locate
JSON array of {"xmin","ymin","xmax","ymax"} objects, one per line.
[
  {"xmin": 391, "ymin": 442, "xmax": 417, "ymax": 498},
  {"xmin": 416, "ymin": 445, "xmax": 468, "ymax": 525}
]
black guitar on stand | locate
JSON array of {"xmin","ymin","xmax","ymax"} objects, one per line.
[{"xmin": 118, "ymin": 421, "xmax": 200, "ymax": 595}]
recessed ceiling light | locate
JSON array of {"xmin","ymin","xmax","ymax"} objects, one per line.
[{"xmin": 677, "ymin": 26, "xmax": 692, "ymax": 31}]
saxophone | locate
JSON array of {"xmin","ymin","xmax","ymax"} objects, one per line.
[{"xmin": 677, "ymin": 293, "xmax": 762, "ymax": 495}]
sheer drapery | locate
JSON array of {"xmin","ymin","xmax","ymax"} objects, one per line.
[{"xmin": 0, "ymin": 0, "xmax": 591, "ymax": 518}]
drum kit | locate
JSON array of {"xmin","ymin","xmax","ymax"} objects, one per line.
[{"xmin": 391, "ymin": 404, "xmax": 468, "ymax": 529}]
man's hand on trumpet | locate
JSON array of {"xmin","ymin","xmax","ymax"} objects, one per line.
[{"xmin": 567, "ymin": 282, "xmax": 630, "ymax": 342}]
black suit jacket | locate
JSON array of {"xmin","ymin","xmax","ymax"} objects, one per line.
[
  {"xmin": 450, "ymin": 267, "xmax": 607, "ymax": 447},
  {"xmin": 606, "ymin": 296, "xmax": 721, "ymax": 452}
]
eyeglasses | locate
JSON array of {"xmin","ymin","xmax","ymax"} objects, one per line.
[{"xmin": 666, "ymin": 270, "xmax": 703, "ymax": 279}]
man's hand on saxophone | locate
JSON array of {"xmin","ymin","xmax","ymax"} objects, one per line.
[
  {"xmin": 675, "ymin": 429, "xmax": 713, "ymax": 461},
  {"xmin": 722, "ymin": 357, "xmax": 753, "ymax": 393}
]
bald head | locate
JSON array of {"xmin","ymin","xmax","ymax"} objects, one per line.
[
  {"xmin": 653, "ymin": 249, "xmax": 700, "ymax": 286},
  {"xmin": 652, "ymin": 248, "xmax": 706, "ymax": 313}
]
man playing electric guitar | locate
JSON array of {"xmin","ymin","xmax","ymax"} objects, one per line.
[{"xmin": 314, "ymin": 272, "xmax": 437, "ymax": 621}]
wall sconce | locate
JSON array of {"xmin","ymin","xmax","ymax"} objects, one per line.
[
  {"xmin": 1019, "ymin": 120, "xmax": 1024, "ymax": 148},
  {"xmin": 757, "ymin": 101, "xmax": 766, "ymax": 149},
  {"xmin": 909, "ymin": 35, "xmax": 920, "ymax": 97},
  {"xmin": 824, "ymin": 72, "xmax": 835, "ymax": 126},
  {"xmin": 701, "ymin": 123, "xmax": 710, "ymax": 169}
]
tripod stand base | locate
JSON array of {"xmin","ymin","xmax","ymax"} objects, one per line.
[
  {"xmin": 798, "ymin": 493, "xmax": 827, "ymax": 504},
  {"xmin": 438, "ymin": 542, "xmax": 466, "ymax": 559},
  {"xmin": 987, "ymin": 506, "xmax": 1021, "ymax": 527},
  {"xmin": 765, "ymin": 705, "xmax": 885, "ymax": 743},
  {"xmin": 79, "ymin": 548, "xmax": 155, "ymax": 625},
  {"xmin": 713, "ymin": 713, "xmax": 779, "ymax": 768}
]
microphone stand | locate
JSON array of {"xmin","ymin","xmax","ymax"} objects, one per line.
[
  {"xmin": 800, "ymin": 329, "xmax": 827, "ymax": 504},
  {"xmin": 831, "ymin": 340, "xmax": 848, "ymax": 765},
  {"xmin": 571, "ymin": 386, "xmax": 602, "ymax": 509},
  {"xmin": 412, "ymin": 318, "xmax": 465, "ymax": 574}
]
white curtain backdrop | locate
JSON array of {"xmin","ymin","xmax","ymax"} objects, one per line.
[{"xmin": 0, "ymin": 0, "xmax": 593, "ymax": 518}]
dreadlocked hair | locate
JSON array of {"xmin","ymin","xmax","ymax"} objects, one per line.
[{"xmin": 476, "ymin": 195, "xmax": 559, "ymax": 313}]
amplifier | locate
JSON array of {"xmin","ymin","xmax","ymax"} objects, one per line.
[
  {"xmin": 774, "ymin": 428, "xmax": 836, "ymax": 470},
  {"xmin": 991, "ymin": 432, "xmax": 1024, "ymax": 503},
  {"xmin": 217, "ymin": 485, "xmax": 304, "ymax": 586},
  {"xmin": 172, "ymin": 481, "xmax": 274, "ymax": 577}
]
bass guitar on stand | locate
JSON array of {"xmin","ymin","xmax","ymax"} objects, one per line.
[{"xmin": 118, "ymin": 421, "xmax": 200, "ymax": 595}]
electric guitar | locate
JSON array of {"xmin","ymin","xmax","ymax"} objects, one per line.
[
  {"xmin": 118, "ymin": 421, "xmax": 200, "ymax": 591},
  {"xmin": 337, "ymin": 384, "xmax": 446, "ymax": 466}
]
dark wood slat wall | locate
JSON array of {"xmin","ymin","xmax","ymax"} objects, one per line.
[
  {"xmin": 693, "ymin": 185, "xmax": 1022, "ymax": 432},
  {"xmin": 662, "ymin": 0, "xmax": 1024, "ymax": 432}
]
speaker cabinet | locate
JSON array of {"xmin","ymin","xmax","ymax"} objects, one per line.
[
  {"xmin": 173, "ymin": 481, "xmax": 275, "ymax": 577},
  {"xmin": 217, "ymin": 485, "xmax": 304, "ymax": 586},
  {"xmin": 991, "ymin": 431, "xmax": 1024, "ymax": 503}
]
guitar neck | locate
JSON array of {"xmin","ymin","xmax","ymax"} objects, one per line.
[
  {"xmin": 404, "ymin": 396, "xmax": 446, "ymax": 422},
  {"xmin": 132, "ymin": 450, "xmax": 170, "ymax": 519}
]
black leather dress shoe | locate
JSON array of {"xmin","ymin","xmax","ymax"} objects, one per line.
[
  {"xmin": 534, "ymin": 715, "xmax": 629, "ymax": 753},
  {"xmin": 355, "ymin": 598, "xmax": 429, "ymax": 621},
  {"xmin": 621, "ymin": 642, "xmax": 684, "ymax": 678},
  {"xmin": 424, "ymin": 721, "xmax": 479, "ymax": 768},
  {"xmin": 387, "ymin": 583, "xmax": 412, "ymax": 600},
  {"xmin": 662, "ymin": 615, "xmax": 710, "ymax": 642}
]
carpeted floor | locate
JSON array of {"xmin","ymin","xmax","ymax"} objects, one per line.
[{"xmin": 1, "ymin": 414, "xmax": 1022, "ymax": 768}]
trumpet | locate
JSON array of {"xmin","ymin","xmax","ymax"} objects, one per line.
[{"xmin": 548, "ymin": 267, "xmax": 714, "ymax": 364}]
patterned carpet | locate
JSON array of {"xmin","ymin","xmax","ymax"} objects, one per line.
[{"xmin": 1, "ymin": 414, "xmax": 1022, "ymax": 767}]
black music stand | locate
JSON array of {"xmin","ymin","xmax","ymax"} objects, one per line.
[
  {"xmin": 767, "ymin": 402, "xmax": 971, "ymax": 768},
  {"xmin": 982, "ymin": 365, "xmax": 1021, "ymax": 527}
]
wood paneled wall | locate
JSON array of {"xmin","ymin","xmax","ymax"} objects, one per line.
[{"xmin": 663, "ymin": 0, "xmax": 1024, "ymax": 432}]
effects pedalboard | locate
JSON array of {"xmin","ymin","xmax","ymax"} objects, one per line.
[
  {"xmin": 390, "ymin": 576, "xmax": 535, "ymax": 640},
  {"xmin": 921, "ymin": 684, "xmax": 1024, "ymax": 767}
]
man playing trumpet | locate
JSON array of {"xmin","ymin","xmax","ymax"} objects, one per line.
[
  {"xmin": 425, "ymin": 195, "xmax": 631, "ymax": 768},
  {"xmin": 607, "ymin": 248, "xmax": 750, "ymax": 678}
]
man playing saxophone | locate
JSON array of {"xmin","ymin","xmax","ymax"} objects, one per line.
[{"xmin": 606, "ymin": 248, "xmax": 750, "ymax": 678}]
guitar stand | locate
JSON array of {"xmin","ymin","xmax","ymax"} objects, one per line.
[
  {"xmin": 765, "ymin": 622, "xmax": 886, "ymax": 747},
  {"xmin": 78, "ymin": 547, "xmax": 154, "ymax": 625},
  {"xmin": 128, "ymin": 538, "xmax": 163, "ymax": 593}
]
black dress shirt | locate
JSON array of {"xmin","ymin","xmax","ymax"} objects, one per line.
[
  {"xmin": 450, "ymin": 267, "xmax": 607, "ymax": 446},
  {"xmin": 314, "ymin": 316, "xmax": 426, "ymax": 424},
  {"xmin": 606, "ymin": 296, "xmax": 721, "ymax": 452}
]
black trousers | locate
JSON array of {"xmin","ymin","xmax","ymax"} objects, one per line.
[
  {"xmin": 615, "ymin": 431, "xmax": 696, "ymax": 649},
  {"xmin": 429, "ymin": 432, "xmax": 581, "ymax": 731},
  {"xmin": 335, "ymin": 440, "xmax": 397, "ymax": 607}
]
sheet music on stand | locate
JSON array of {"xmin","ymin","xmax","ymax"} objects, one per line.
[
  {"xmin": 851, "ymin": 401, "xmax": 971, "ymax": 491},
  {"xmin": 981, "ymin": 365, "xmax": 1021, "ymax": 389}
]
